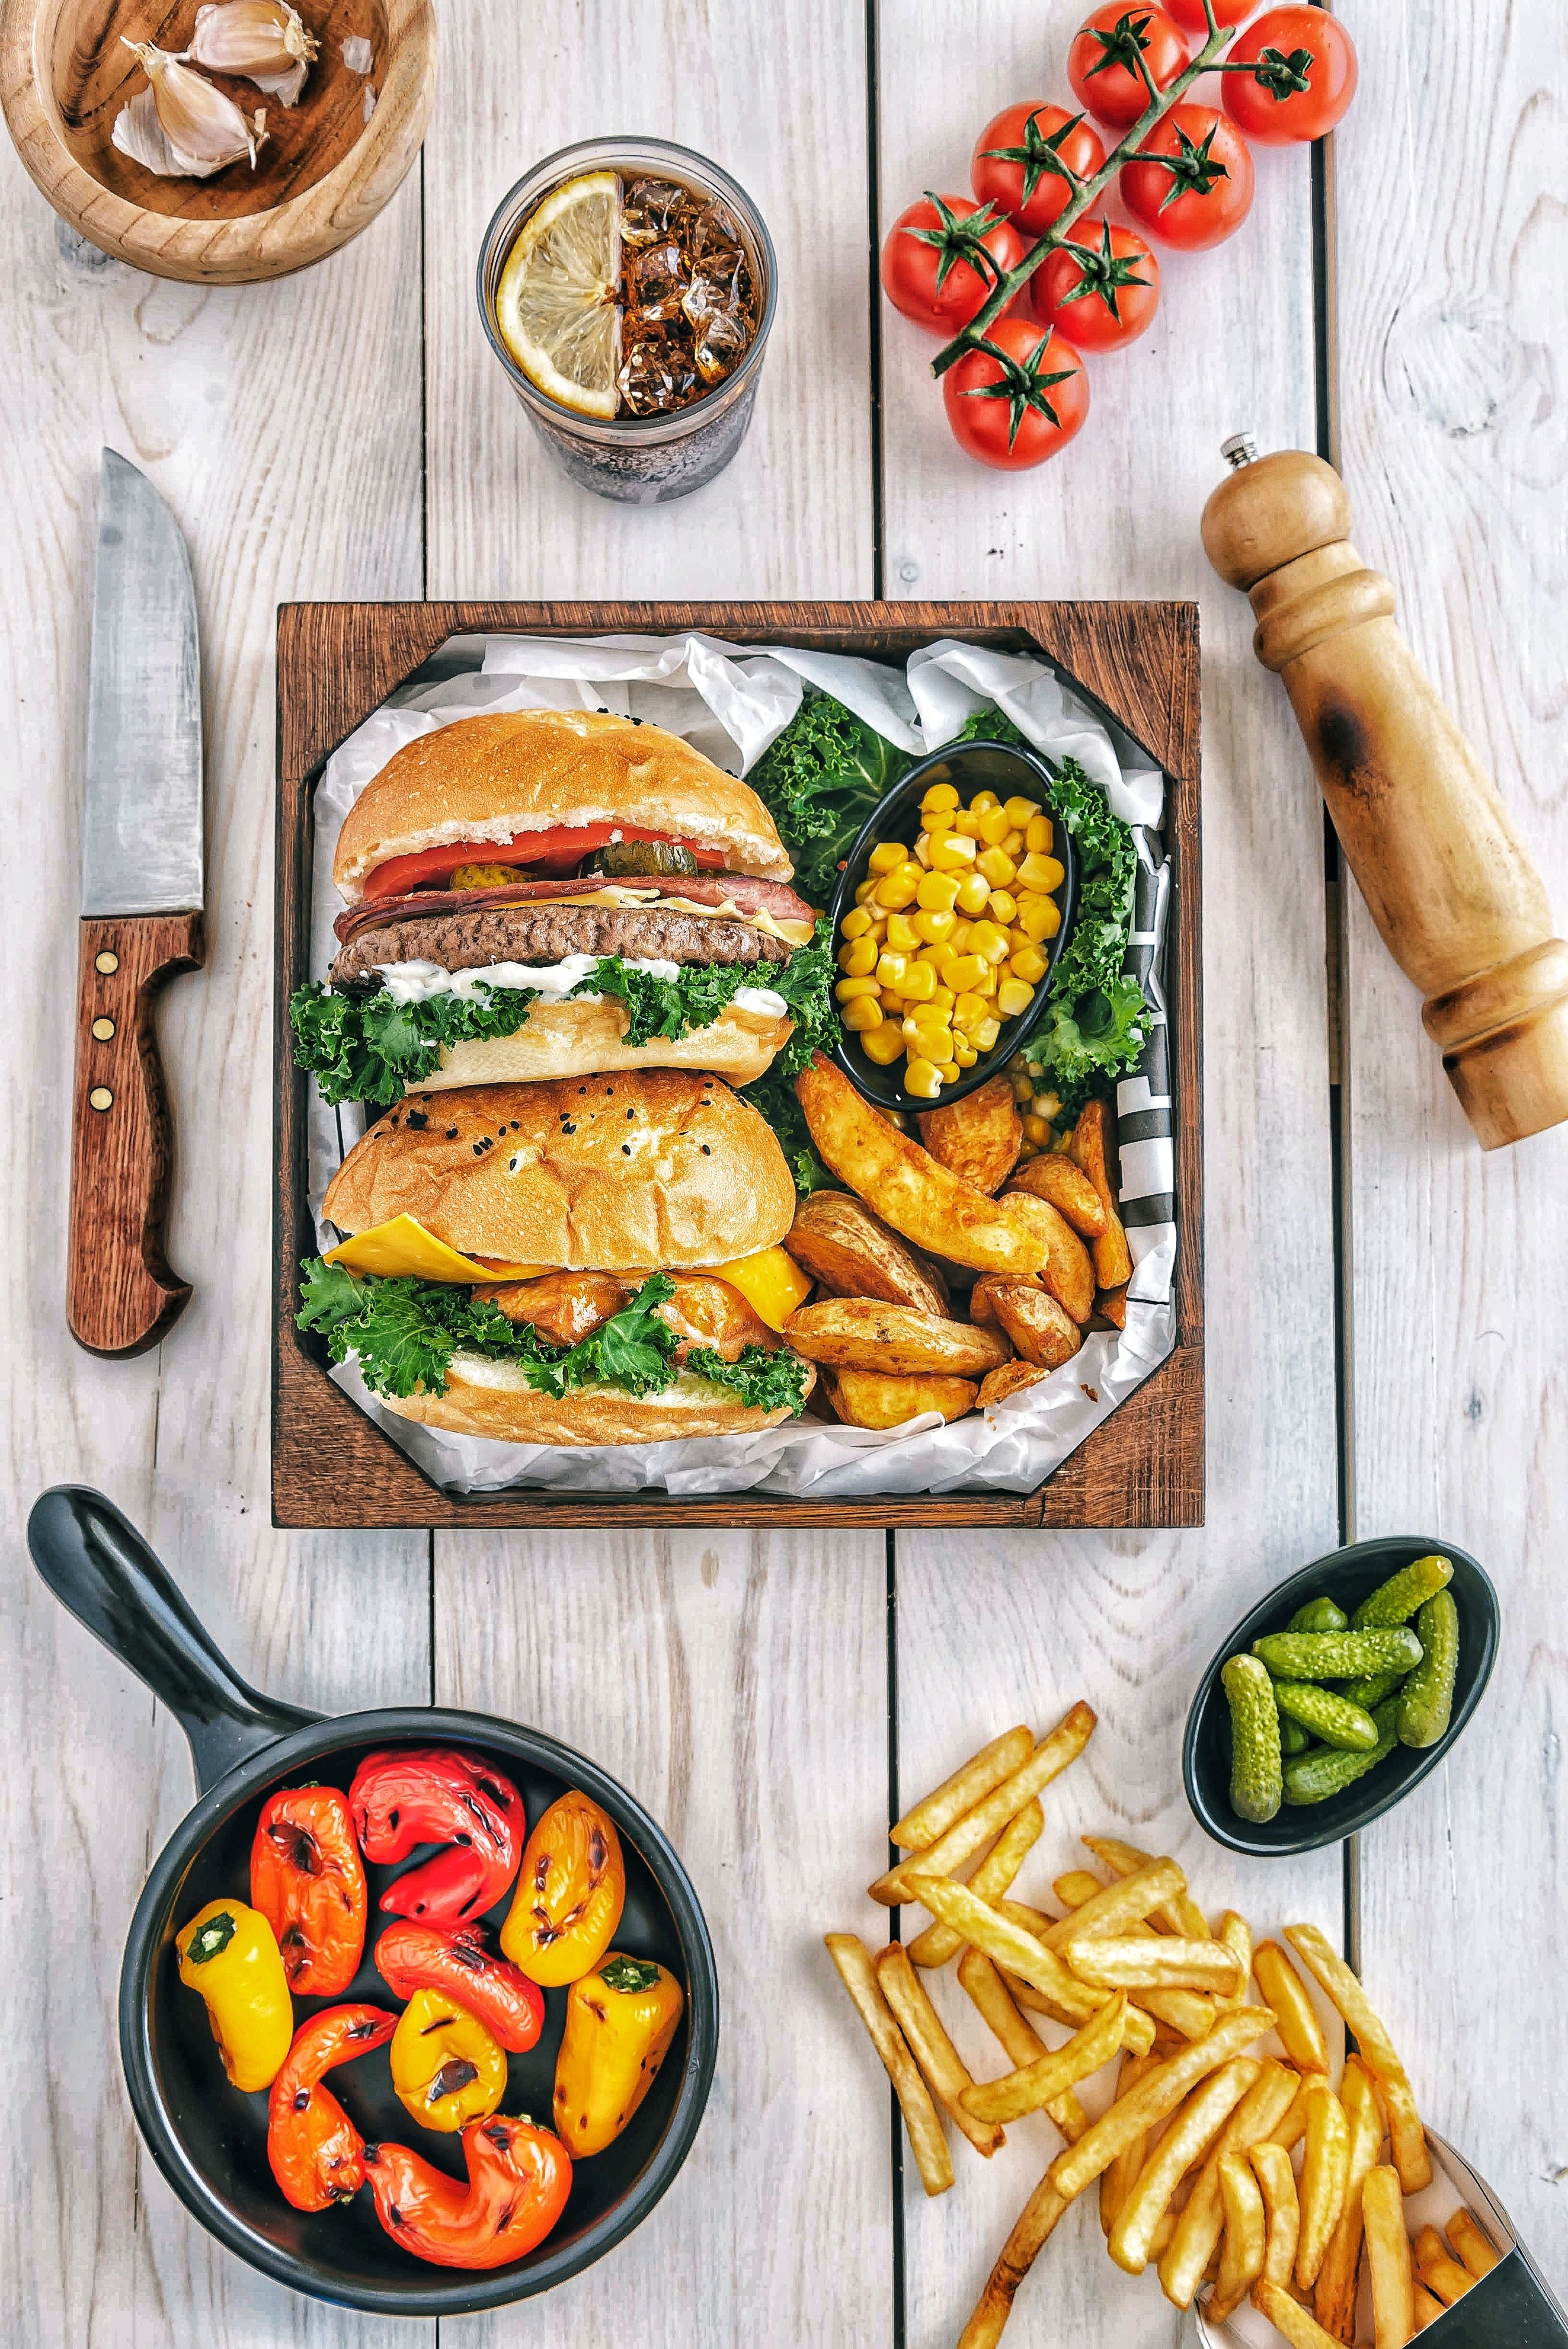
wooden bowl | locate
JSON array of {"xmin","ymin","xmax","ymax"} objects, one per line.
[{"xmin": 0, "ymin": 0, "xmax": 434, "ymax": 281}]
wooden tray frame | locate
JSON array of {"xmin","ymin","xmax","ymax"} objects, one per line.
[{"xmin": 273, "ymin": 601, "xmax": 1202, "ymax": 1529}]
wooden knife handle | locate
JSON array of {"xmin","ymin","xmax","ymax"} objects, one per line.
[{"xmin": 68, "ymin": 913, "xmax": 204, "ymax": 1356}]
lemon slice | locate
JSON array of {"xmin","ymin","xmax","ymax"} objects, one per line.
[{"xmin": 496, "ymin": 170, "xmax": 621, "ymax": 419}]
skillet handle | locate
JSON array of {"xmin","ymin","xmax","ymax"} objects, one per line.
[{"xmin": 27, "ymin": 1485, "xmax": 318, "ymax": 1794}]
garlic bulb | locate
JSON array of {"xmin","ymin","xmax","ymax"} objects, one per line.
[
  {"xmin": 114, "ymin": 42, "xmax": 268, "ymax": 176},
  {"xmin": 187, "ymin": 1, "xmax": 318, "ymax": 107}
]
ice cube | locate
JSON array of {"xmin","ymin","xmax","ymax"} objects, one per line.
[
  {"xmin": 682, "ymin": 256, "xmax": 748, "ymax": 329},
  {"xmin": 692, "ymin": 304, "xmax": 753, "ymax": 384},
  {"xmin": 688, "ymin": 199, "xmax": 744, "ymax": 265},
  {"xmin": 618, "ymin": 334, "xmax": 700, "ymax": 416},
  {"xmin": 620, "ymin": 178, "xmax": 694, "ymax": 248},
  {"xmin": 629, "ymin": 238, "xmax": 690, "ymax": 323}
]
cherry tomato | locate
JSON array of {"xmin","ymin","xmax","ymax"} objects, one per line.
[
  {"xmin": 880, "ymin": 193, "xmax": 1025, "ymax": 335},
  {"xmin": 1068, "ymin": 5, "xmax": 1189, "ymax": 130},
  {"xmin": 1029, "ymin": 219, "xmax": 1161, "ymax": 353},
  {"xmin": 971, "ymin": 102, "xmax": 1106, "ymax": 237},
  {"xmin": 1120, "ymin": 104, "xmax": 1255, "ymax": 249},
  {"xmin": 1223, "ymin": 8, "xmax": 1358, "ymax": 144},
  {"xmin": 943, "ymin": 321, "xmax": 1090, "ymax": 471},
  {"xmin": 1165, "ymin": 0, "xmax": 1256, "ymax": 29}
]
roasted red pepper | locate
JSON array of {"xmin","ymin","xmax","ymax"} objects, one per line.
[
  {"xmin": 374, "ymin": 1921, "xmax": 545, "ymax": 2054},
  {"xmin": 266, "ymin": 2004, "xmax": 398, "ymax": 2212},
  {"xmin": 361, "ymin": 2113, "xmax": 573, "ymax": 2268},
  {"xmin": 250, "ymin": 1785, "xmax": 368, "ymax": 1996},
  {"xmin": 349, "ymin": 1748, "xmax": 523, "ymax": 1928}
]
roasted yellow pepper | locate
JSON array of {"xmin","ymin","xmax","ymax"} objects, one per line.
[
  {"xmin": 501, "ymin": 1791, "xmax": 624, "ymax": 1988},
  {"xmin": 176, "ymin": 1898, "xmax": 294, "ymax": 2092},
  {"xmin": 551, "ymin": 1954, "xmax": 685, "ymax": 2157},
  {"xmin": 389, "ymin": 1986, "xmax": 508, "ymax": 2133}
]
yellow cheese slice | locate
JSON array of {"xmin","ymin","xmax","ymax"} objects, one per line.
[
  {"xmin": 709, "ymin": 1245, "xmax": 813, "ymax": 1333},
  {"xmin": 324, "ymin": 1214, "xmax": 551, "ymax": 1286}
]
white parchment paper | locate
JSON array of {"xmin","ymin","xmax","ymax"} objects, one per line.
[{"xmin": 304, "ymin": 632, "xmax": 1176, "ymax": 1499}]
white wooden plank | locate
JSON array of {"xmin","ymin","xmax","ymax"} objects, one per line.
[
  {"xmin": 0, "ymin": 166, "xmax": 432, "ymax": 2343},
  {"xmin": 878, "ymin": 5, "xmax": 1344, "ymax": 2338},
  {"xmin": 1334, "ymin": 0, "xmax": 1568, "ymax": 2282},
  {"xmin": 435, "ymin": 1531, "xmax": 895, "ymax": 2349},
  {"xmin": 421, "ymin": 0, "xmax": 875, "ymax": 598}
]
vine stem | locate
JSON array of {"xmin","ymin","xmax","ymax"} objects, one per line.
[{"xmin": 930, "ymin": 14, "xmax": 1238, "ymax": 379}]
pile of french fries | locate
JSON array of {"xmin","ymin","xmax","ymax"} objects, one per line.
[
  {"xmin": 783, "ymin": 1059, "xmax": 1134, "ymax": 1432},
  {"xmin": 826, "ymin": 1705, "xmax": 1498, "ymax": 2347}
]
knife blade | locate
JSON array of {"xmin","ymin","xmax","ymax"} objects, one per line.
[{"xmin": 67, "ymin": 451, "xmax": 206, "ymax": 1356}]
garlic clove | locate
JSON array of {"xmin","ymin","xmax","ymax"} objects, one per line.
[
  {"xmin": 119, "ymin": 41, "xmax": 270, "ymax": 174},
  {"xmin": 188, "ymin": 0, "xmax": 318, "ymax": 87}
]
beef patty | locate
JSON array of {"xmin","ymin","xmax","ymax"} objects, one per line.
[{"xmin": 328, "ymin": 903, "xmax": 793, "ymax": 990}]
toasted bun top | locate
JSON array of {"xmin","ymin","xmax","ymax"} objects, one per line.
[
  {"xmin": 321, "ymin": 1071, "xmax": 796, "ymax": 1271},
  {"xmin": 333, "ymin": 710, "xmax": 793, "ymax": 900}
]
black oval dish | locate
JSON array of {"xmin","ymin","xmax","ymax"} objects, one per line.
[
  {"xmin": 1184, "ymin": 1536, "xmax": 1499, "ymax": 1859},
  {"xmin": 825, "ymin": 738, "xmax": 1078, "ymax": 1113},
  {"xmin": 27, "ymin": 1487, "xmax": 718, "ymax": 2318}
]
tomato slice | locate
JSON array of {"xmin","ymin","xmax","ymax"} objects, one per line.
[{"xmin": 362, "ymin": 826, "xmax": 727, "ymax": 900}]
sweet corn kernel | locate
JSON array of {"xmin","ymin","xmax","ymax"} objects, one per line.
[
  {"xmin": 950, "ymin": 920, "xmax": 974, "ymax": 952},
  {"xmin": 953, "ymin": 1041, "xmax": 979, "ymax": 1067},
  {"xmin": 903, "ymin": 1058, "xmax": 943, "ymax": 1099},
  {"xmin": 969, "ymin": 789, "xmax": 1000, "ymax": 815},
  {"xmin": 886, "ymin": 911, "xmax": 921, "ymax": 953},
  {"xmin": 877, "ymin": 873, "xmax": 920, "ymax": 913},
  {"xmin": 875, "ymin": 951, "xmax": 909, "ymax": 986},
  {"xmin": 1018, "ymin": 897, "xmax": 1061, "ymax": 942},
  {"xmin": 1010, "ymin": 945, "xmax": 1048, "ymax": 984},
  {"xmin": 970, "ymin": 921, "xmax": 1012, "ymax": 966},
  {"xmin": 987, "ymin": 890, "xmax": 1018, "ymax": 926},
  {"xmin": 868, "ymin": 841, "xmax": 907, "ymax": 874},
  {"xmin": 878, "ymin": 987, "xmax": 904, "ymax": 1012},
  {"xmin": 1022, "ymin": 1112, "xmax": 1050, "ymax": 1144},
  {"xmin": 977, "ymin": 805, "xmax": 1013, "ymax": 847},
  {"xmin": 921, "ymin": 783, "xmax": 960, "ymax": 813},
  {"xmin": 996, "ymin": 978, "xmax": 1034, "ymax": 1019},
  {"xmin": 972, "ymin": 962, "xmax": 998, "ymax": 998},
  {"xmin": 1025, "ymin": 815, "xmax": 1054, "ymax": 852},
  {"xmin": 895, "ymin": 960, "xmax": 938, "ymax": 1003},
  {"xmin": 916, "ymin": 869, "xmax": 962, "ymax": 912},
  {"xmin": 905, "ymin": 1025, "xmax": 954, "ymax": 1063},
  {"xmin": 913, "ymin": 906, "xmax": 956, "ymax": 947},
  {"xmin": 1004, "ymin": 796, "xmax": 1041, "ymax": 828},
  {"xmin": 927, "ymin": 985, "xmax": 956, "ymax": 1014},
  {"xmin": 862, "ymin": 1023, "xmax": 908, "ymax": 1065},
  {"xmin": 1017, "ymin": 851, "xmax": 1065, "ymax": 894},
  {"xmin": 838, "ymin": 937, "xmax": 878, "ymax": 976},
  {"xmin": 841, "ymin": 996, "xmax": 883, "ymax": 1032},
  {"xmin": 952, "ymin": 992, "xmax": 990, "ymax": 1033},
  {"xmin": 943, "ymin": 954, "xmax": 984, "ymax": 994},
  {"xmin": 835, "ymin": 975, "xmax": 881, "ymax": 1003},
  {"xmin": 913, "ymin": 834, "xmax": 933, "ymax": 869},
  {"xmin": 938, "ymin": 1061, "xmax": 961, "ymax": 1084},
  {"xmin": 972, "ymin": 1016, "xmax": 1002, "ymax": 1051},
  {"xmin": 1001, "ymin": 827, "xmax": 1025, "ymax": 857},
  {"xmin": 975, "ymin": 846, "xmax": 1017, "ymax": 887},
  {"xmin": 928, "ymin": 832, "xmax": 977, "ymax": 870},
  {"xmin": 1012, "ymin": 1072, "xmax": 1034, "ymax": 1101},
  {"xmin": 866, "ymin": 915, "xmax": 890, "ymax": 942},
  {"xmin": 855, "ymin": 878, "xmax": 878, "ymax": 906},
  {"xmin": 954, "ymin": 870, "xmax": 993, "ymax": 915},
  {"xmin": 841, "ymin": 905, "xmax": 873, "ymax": 940},
  {"xmin": 953, "ymin": 810, "xmax": 983, "ymax": 840}
]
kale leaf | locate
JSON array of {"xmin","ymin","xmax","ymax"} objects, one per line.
[
  {"xmin": 747, "ymin": 690, "xmax": 914, "ymax": 906},
  {"xmin": 686, "ymin": 1343, "xmax": 812, "ymax": 1415}
]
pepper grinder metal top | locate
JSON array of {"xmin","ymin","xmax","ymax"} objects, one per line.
[{"xmin": 1202, "ymin": 441, "xmax": 1568, "ymax": 1150}]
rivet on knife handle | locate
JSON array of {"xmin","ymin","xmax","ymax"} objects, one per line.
[{"xmin": 68, "ymin": 913, "xmax": 204, "ymax": 1355}]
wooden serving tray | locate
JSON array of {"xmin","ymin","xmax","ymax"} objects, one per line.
[{"xmin": 273, "ymin": 601, "xmax": 1203, "ymax": 1529}]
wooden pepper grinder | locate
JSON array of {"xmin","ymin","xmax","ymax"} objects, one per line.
[{"xmin": 1202, "ymin": 440, "xmax": 1568, "ymax": 1150}]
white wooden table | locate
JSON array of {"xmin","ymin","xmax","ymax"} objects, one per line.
[{"xmin": 3, "ymin": 5, "xmax": 1563, "ymax": 2342}]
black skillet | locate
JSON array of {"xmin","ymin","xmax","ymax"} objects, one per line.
[{"xmin": 27, "ymin": 1486, "xmax": 719, "ymax": 2316}]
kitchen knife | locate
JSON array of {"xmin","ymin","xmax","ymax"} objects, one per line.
[{"xmin": 67, "ymin": 450, "xmax": 205, "ymax": 1356}]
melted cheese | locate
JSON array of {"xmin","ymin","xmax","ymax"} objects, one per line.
[
  {"xmin": 708, "ymin": 1245, "xmax": 813, "ymax": 1332},
  {"xmin": 325, "ymin": 1214, "xmax": 551, "ymax": 1286}
]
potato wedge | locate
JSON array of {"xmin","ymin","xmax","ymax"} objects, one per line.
[
  {"xmin": 1006, "ymin": 1152, "xmax": 1107, "ymax": 1238},
  {"xmin": 826, "ymin": 1368, "xmax": 978, "ymax": 1429},
  {"xmin": 784, "ymin": 1191, "xmax": 950, "ymax": 1316},
  {"xmin": 785, "ymin": 1299, "xmax": 1011, "ymax": 1378},
  {"xmin": 916, "ymin": 1076, "xmax": 1022, "ymax": 1196},
  {"xmin": 1069, "ymin": 1099, "xmax": 1133, "ymax": 1288},
  {"xmin": 796, "ymin": 1056, "xmax": 1049, "ymax": 1277},
  {"xmin": 987, "ymin": 1282, "xmax": 1083, "ymax": 1371},
  {"xmin": 1096, "ymin": 1286, "xmax": 1128, "ymax": 1331},
  {"xmin": 977, "ymin": 1360, "xmax": 1053, "ymax": 1409},
  {"xmin": 998, "ymin": 1192, "xmax": 1095, "ymax": 1324}
]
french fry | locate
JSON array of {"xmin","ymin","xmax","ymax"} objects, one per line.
[
  {"xmin": 1081, "ymin": 1835, "xmax": 1210, "ymax": 1941},
  {"xmin": 962, "ymin": 1993, "xmax": 1128, "ymax": 2125},
  {"xmin": 892, "ymin": 1726, "xmax": 1034, "ymax": 1849},
  {"xmin": 1213, "ymin": 1911, "xmax": 1252, "ymax": 2010},
  {"xmin": 1285, "ymin": 1924, "xmax": 1432, "ymax": 2192},
  {"xmin": 1270, "ymin": 2076, "xmax": 1313, "ymax": 2155},
  {"xmin": 996, "ymin": 1897, "xmax": 1055, "ymax": 1938},
  {"xmin": 824, "ymin": 1934, "xmax": 952, "ymax": 2196},
  {"xmin": 1046, "ymin": 2006, "xmax": 1275, "ymax": 2201},
  {"xmin": 1131, "ymin": 1988, "xmax": 1218, "ymax": 2043},
  {"xmin": 1255, "ymin": 2281, "xmax": 1344, "ymax": 2349},
  {"xmin": 907, "ymin": 1876, "xmax": 1154, "ymax": 2054},
  {"xmin": 1038, "ymin": 1857, "xmax": 1187, "ymax": 1953},
  {"xmin": 955, "ymin": 2174, "xmax": 1072, "ymax": 2349},
  {"xmin": 871, "ymin": 1703, "xmax": 1095, "ymax": 1904},
  {"xmin": 1314, "ymin": 2056, "xmax": 1385, "ymax": 2341},
  {"xmin": 1296, "ymin": 2079, "xmax": 1352, "ymax": 2289},
  {"xmin": 1254, "ymin": 1940, "xmax": 1331, "ymax": 2074},
  {"xmin": 1362, "ymin": 2163, "xmax": 1416, "ymax": 2348},
  {"xmin": 1250, "ymin": 2137, "xmax": 1301, "ymax": 2296},
  {"xmin": 956, "ymin": 1948, "xmax": 1087, "ymax": 2142},
  {"xmin": 1065, "ymin": 1935, "xmax": 1244, "ymax": 1995},
  {"xmin": 1100, "ymin": 2052, "xmax": 1158, "ymax": 2235},
  {"xmin": 1209, "ymin": 2148, "xmax": 1267, "ymax": 2322},
  {"xmin": 1107, "ymin": 2058, "xmax": 1260, "ymax": 2274},
  {"xmin": 908, "ymin": 1797, "xmax": 1044, "ymax": 1969},
  {"xmin": 876, "ymin": 1943, "xmax": 1002, "ymax": 2159},
  {"xmin": 999, "ymin": 1965, "xmax": 1155, "ymax": 2055},
  {"xmin": 1411, "ymin": 2280, "xmax": 1445, "ymax": 2329},
  {"xmin": 1156, "ymin": 2058, "xmax": 1298, "ymax": 2309},
  {"xmin": 1414, "ymin": 2237, "xmax": 1475, "ymax": 2307},
  {"xmin": 1054, "ymin": 1868, "xmax": 1106, "ymax": 1910},
  {"xmin": 1446, "ymin": 2208, "xmax": 1500, "ymax": 2281}
]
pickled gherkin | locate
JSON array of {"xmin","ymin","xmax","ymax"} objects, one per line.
[
  {"xmin": 1284, "ymin": 1701, "xmax": 1400, "ymax": 1806},
  {"xmin": 1398, "ymin": 1590, "xmax": 1460, "ymax": 1749},
  {"xmin": 1222, "ymin": 1653, "xmax": 1283, "ymax": 1823},
  {"xmin": 1252, "ymin": 1626, "xmax": 1422, "ymax": 1682},
  {"xmin": 594, "ymin": 838, "xmax": 700, "ymax": 879},
  {"xmin": 1272, "ymin": 1682, "xmax": 1379, "ymax": 1752},
  {"xmin": 1287, "ymin": 1596, "xmax": 1348, "ymax": 1636},
  {"xmin": 1352, "ymin": 1553, "xmax": 1453, "ymax": 1629}
]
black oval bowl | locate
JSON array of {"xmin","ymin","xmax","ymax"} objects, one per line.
[
  {"xmin": 825, "ymin": 738, "xmax": 1079, "ymax": 1112},
  {"xmin": 1184, "ymin": 1537, "xmax": 1499, "ymax": 1859},
  {"xmin": 120, "ymin": 1706, "xmax": 718, "ymax": 2317}
]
